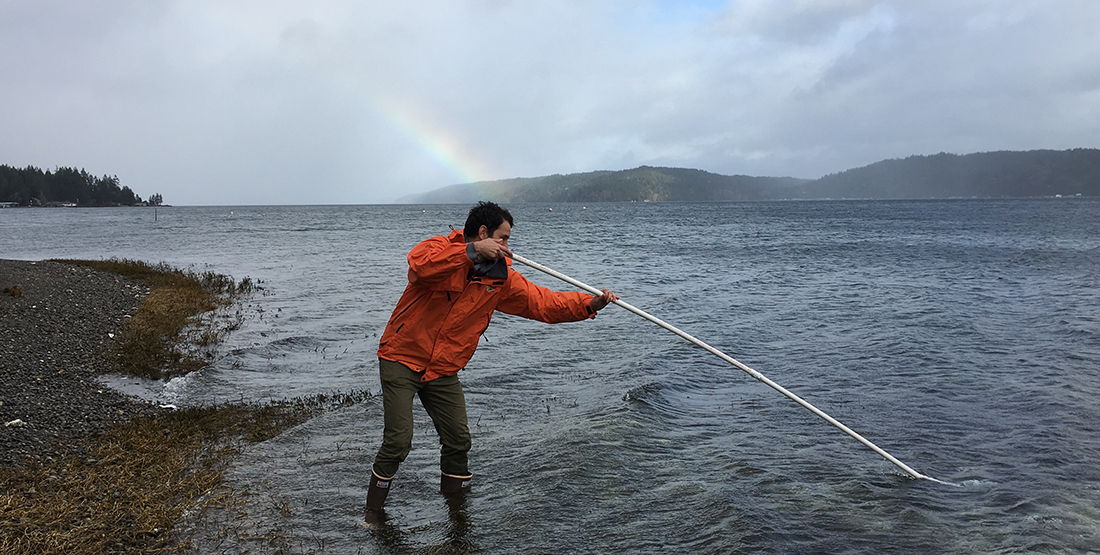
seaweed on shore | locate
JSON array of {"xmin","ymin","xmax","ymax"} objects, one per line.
[
  {"xmin": 54, "ymin": 258, "xmax": 257, "ymax": 380},
  {"xmin": 0, "ymin": 401, "xmax": 308, "ymax": 553},
  {"xmin": 0, "ymin": 259, "xmax": 373, "ymax": 554},
  {"xmin": 0, "ymin": 391, "xmax": 373, "ymax": 554}
]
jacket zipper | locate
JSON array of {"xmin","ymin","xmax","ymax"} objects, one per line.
[{"xmin": 389, "ymin": 291, "xmax": 427, "ymax": 324}]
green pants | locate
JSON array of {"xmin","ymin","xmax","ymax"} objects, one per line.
[{"xmin": 373, "ymin": 358, "xmax": 472, "ymax": 479}]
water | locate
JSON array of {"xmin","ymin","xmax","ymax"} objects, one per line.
[{"xmin": 2, "ymin": 199, "xmax": 1099, "ymax": 554}]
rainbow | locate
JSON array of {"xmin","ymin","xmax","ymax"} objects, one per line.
[{"xmin": 372, "ymin": 96, "xmax": 499, "ymax": 189}]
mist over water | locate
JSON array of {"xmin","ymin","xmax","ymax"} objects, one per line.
[{"xmin": 3, "ymin": 199, "xmax": 1099, "ymax": 553}]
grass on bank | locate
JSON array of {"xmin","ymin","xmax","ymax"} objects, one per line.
[
  {"xmin": 0, "ymin": 401, "xmax": 317, "ymax": 554},
  {"xmin": 0, "ymin": 258, "xmax": 372, "ymax": 554},
  {"xmin": 0, "ymin": 391, "xmax": 373, "ymax": 555},
  {"xmin": 56, "ymin": 258, "xmax": 257, "ymax": 380}
]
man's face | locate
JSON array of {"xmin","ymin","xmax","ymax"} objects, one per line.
[{"xmin": 479, "ymin": 221, "xmax": 511, "ymax": 249}]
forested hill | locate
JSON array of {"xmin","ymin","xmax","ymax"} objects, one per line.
[
  {"xmin": 0, "ymin": 165, "xmax": 160, "ymax": 206},
  {"xmin": 402, "ymin": 149, "xmax": 1100, "ymax": 203},
  {"xmin": 400, "ymin": 167, "xmax": 809, "ymax": 203},
  {"xmin": 796, "ymin": 149, "xmax": 1100, "ymax": 199}
]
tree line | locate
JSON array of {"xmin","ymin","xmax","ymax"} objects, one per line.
[{"xmin": 0, "ymin": 165, "xmax": 162, "ymax": 207}]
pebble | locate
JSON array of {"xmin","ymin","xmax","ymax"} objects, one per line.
[{"xmin": 0, "ymin": 259, "xmax": 158, "ymax": 467}]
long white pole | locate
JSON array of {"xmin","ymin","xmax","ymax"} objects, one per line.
[{"xmin": 511, "ymin": 252, "xmax": 942, "ymax": 483}]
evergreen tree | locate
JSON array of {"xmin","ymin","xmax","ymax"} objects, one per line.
[{"xmin": 0, "ymin": 165, "xmax": 151, "ymax": 206}]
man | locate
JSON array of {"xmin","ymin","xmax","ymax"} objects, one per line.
[{"xmin": 366, "ymin": 201, "xmax": 617, "ymax": 517}]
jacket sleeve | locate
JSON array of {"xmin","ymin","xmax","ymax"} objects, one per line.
[
  {"xmin": 406, "ymin": 234, "xmax": 472, "ymax": 286},
  {"xmin": 496, "ymin": 270, "xmax": 595, "ymax": 323}
]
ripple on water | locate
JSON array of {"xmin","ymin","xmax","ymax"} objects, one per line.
[{"xmin": 8, "ymin": 200, "xmax": 1100, "ymax": 553}]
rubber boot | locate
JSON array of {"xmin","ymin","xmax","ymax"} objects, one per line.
[
  {"xmin": 440, "ymin": 472, "xmax": 472, "ymax": 496},
  {"xmin": 366, "ymin": 470, "xmax": 394, "ymax": 512}
]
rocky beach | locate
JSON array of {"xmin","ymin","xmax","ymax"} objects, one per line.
[
  {"xmin": 1, "ymin": 258, "xmax": 325, "ymax": 554},
  {"xmin": 0, "ymin": 259, "xmax": 159, "ymax": 467}
]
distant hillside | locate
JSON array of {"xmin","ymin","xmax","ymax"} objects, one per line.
[
  {"xmin": 401, "ymin": 149, "xmax": 1100, "ymax": 203},
  {"xmin": 399, "ymin": 167, "xmax": 808, "ymax": 203},
  {"xmin": 796, "ymin": 149, "xmax": 1100, "ymax": 199}
]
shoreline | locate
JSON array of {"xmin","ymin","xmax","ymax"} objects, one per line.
[
  {"xmin": 0, "ymin": 259, "xmax": 338, "ymax": 553},
  {"xmin": 0, "ymin": 259, "xmax": 160, "ymax": 466}
]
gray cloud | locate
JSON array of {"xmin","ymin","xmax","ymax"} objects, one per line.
[{"xmin": 2, "ymin": 0, "xmax": 1098, "ymax": 204}]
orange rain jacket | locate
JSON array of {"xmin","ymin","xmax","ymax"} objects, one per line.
[{"xmin": 377, "ymin": 229, "xmax": 596, "ymax": 382}]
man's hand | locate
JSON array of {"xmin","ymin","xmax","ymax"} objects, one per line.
[
  {"xmin": 471, "ymin": 237, "xmax": 512, "ymax": 261},
  {"xmin": 590, "ymin": 288, "xmax": 619, "ymax": 312}
]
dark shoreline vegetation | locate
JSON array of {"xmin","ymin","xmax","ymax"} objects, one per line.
[
  {"xmin": 60, "ymin": 259, "xmax": 255, "ymax": 381},
  {"xmin": 0, "ymin": 165, "xmax": 162, "ymax": 207},
  {"xmin": 0, "ymin": 259, "xmax": 372, "ymax": 553}
]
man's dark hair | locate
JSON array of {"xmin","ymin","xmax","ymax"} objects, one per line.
[{"xmin": 464, "ymin": 201, "xmax": 514, "ymax": 238}]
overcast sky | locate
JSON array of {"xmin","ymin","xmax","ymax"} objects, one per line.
[{"xmin": 3, "ymin": 0, "xmax": 1099, "ymax": 205}]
